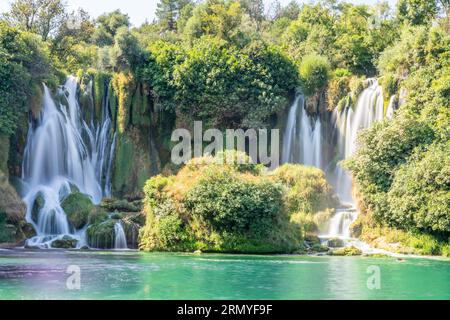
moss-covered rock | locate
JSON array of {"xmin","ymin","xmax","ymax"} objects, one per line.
[
  {"xmin": 330, "ymin": 246, "xmax": 362, "ymax": 256},
  {"xmin": 327, "ymin": 238, "xmax": 345, "ymax": 248},
  {"xmin": 87, "ymin": 219, "xmax": 116, "ymax": 249},
  {"xmin": 310, "ymin": 243, "xmax": 329, "ymax": 253},
  {"xmin": 101, "ymin": 198, "xmax": 140, "ymax": 212},
  {"xmin": 61, "ymin": 192, "xmax": 94, "ymax": 230},
  {"xmin": 31, "ymin": 193, "xmax": 45, "ymax": 224},
  {"xmin": 0, "ymin": 169, "xmax": 28, "ymax": 245},
  {"xmin": 51, "ymin": 235, "xmax": 78, "ymax": 249},
  {"xmin": 87, "ymin": 206, "xmax": 109, "ymax": 225},
  {"xmin": 0, "ymin": 170, "xmax": 26, "ymax": 223}
]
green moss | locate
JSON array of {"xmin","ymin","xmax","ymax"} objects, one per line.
[
  {"xmin": 0, "ymin": 212, "xmax": 15, "ymax": 243},
  {"xmin": 87, "ymin": 219, "xmax": 116, "ymax": 249},
  {"xmin": 51, "ymin": 235, "xmax": 78, "ymax": 249},
  {"xmin": 101, "ymin": 198, "xmax": 140, "ymax": 212},
  {"xmin": 88, "ymin": 206, "xmax": 109, "ymax": 225},
  {"xmin": 330, "ymin": 246, "xmax": 362, "ymax": 256},
  {"xmin": 0, "ymin": 135, "xmax": 9, "ymax": 174},
  {"xmin": 61, "ymin": 192, "xmax": 94, "ymax": 230}
]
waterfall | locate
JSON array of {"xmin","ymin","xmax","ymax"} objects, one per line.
[
  {"xmin": 282, "ymin": 79, "xmax": 389, "ymax": 242},
  {"xmin": 386, "ymin": 95, "xmax": 396, "ymax": 119},
  {"xmin": 21, "ymin": 76, "xmax": 115, "ymax": 248},
  {"xmin": 331, "ymin": 79, "xmax": 385, "ymax": 204},
  {"xmin": 114, "ymin": 221, "xmax": 128, "ymax": 249},
  {"xmin": 324, "ymin": 209, "xmax": 357, "ymax": 239},
  {"xmin": 282, "ymin": 94, "xmax": 322, "ymax": 168}
]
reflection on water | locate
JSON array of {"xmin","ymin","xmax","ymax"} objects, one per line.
[{"xmin": 0, "ymin": 250, "xmax": 449, "ymax": 300}]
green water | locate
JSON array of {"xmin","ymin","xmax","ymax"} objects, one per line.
[{"xmin": 0, "ymin": 249, "xmax": 448, "ymax": 299}]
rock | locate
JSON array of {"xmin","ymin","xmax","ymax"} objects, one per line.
[
  {"xmin": 21, "ymin": 222, "xmax": 36, "ymax": 239},
  {"xmin": 51, "ymin": 235, "xmax": 78, "ymax": 249},
  {"xmin": 88, "ymin": 206, "xmax": 109, "ymax": 225},
  {"xmin": 310, "ymin": 243, "xmax": 329, "ymax": 253},
  {"xmin": 101, "ymin": 198, "xmax": 140, "ymax": 212},
  {"xmin": 194, "ymin": 249, "xmax": 202, "ymax": 254},
  {"xmin": 122, "ymin": 217, "xmax": 140, "ymax": 248},
  {"xmin": 330, "ymin": 246, "xmax": 362, "ymax": 256},
  {"xmin": 61, "ymin": 192, "xmax": 94, "ymax": 230},
  {"xmin": 327, "ymin": 238, "xmax": 344, "ymax": 248},
  {"xmin": 0, "ymin": 171, "xmax": 26, "ymax": 221},
  {"xmin": 304, "ymin": 234, "xmax": 321, "ymax": 245},
  {"xmin": 86, "ymin": 220, "xmax": 116, "ymax": 249},
  {"xmin": 31, "ymin": 193, "xmax": 45, "ymax": 224},
  {"xmin": 110, "ymin": 211, "xmax": 124, "ymax": 220},
  {"xmin": 349, "ymin": 219, "xmax": 363, "ymax": 238}
]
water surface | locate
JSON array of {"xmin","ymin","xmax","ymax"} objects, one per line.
[{"xmin": 0, "ymin": 250, "xmax": 448, "ymax": 299}]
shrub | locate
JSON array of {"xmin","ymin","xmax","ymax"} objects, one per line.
[
  {"xmin": 299, "ymin": 54, "xmax": 331, "ymax": 95},
  {"xmin": 139, "ymin": 153, "xmax": 315, "ymax": 253}
]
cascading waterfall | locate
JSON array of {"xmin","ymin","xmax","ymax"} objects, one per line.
[
  {"xmin": 283, "ymin": 79, "xmax": 390, "ymax": 244},
  {"xmin": 282, "ymin": 94, "xmax": 322, "ymax": 168},
  {"xmin": 114, "ymin": 221, "xmax": 128, "ymax": 249},
  {"xmin": 331, "ymin": 79, "xmax": 385, "ymax": 204},
  {"xmin": 21, "ymin": 76, "xmax": 116, "ymax": 248}
]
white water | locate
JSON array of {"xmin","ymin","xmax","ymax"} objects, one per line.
[
  {"xmin": 386, "ymin": 95, "xmax": 396, "ymax": 119},
  {"xmin": 331, "ymin": 79, "xmax": 385, "ymax": 204},
  {"xmin": 282, "ymin": 94, "xmax": 322, "ymax": 168},
  {"xmin": 114, "ymin": 221, "xmax": 128, "ymax": 249},
  {"xmin": 21, "ymin": 76, "xmax": 115, "ymax": 248},
  {"xmin": 283, "ymin": 79, "xmax": 389, "ymax": 245}
]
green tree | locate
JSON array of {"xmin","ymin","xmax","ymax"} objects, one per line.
[
  {"xmin": 397, "ymin": 0, "xmax": 439, "ymax": 25},
  {"xmin": 2, "ymin": 0, "xmax": 66, "ymax": 40},
  {"xmin": 92, "ymin": 10, "xmax": 130, "ymax": 46},
  {"xmin": 299, "ymin": 54, "xmax": 331, "ymax": 95},
  {"xmin": 156, "ymin": 0, "xmax": 192, "ymax": 31}
]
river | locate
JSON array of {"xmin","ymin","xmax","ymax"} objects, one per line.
[{"xmin": 0, "ymin": 250, "xmax": 448, "ymax": 299}]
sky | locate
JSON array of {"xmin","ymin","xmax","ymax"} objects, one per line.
[{"xmin": 0, "ymin": 0, "xmax": 398, "ymax": 27}]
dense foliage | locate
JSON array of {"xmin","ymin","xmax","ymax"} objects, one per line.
[
  {"xmin": 346, "ymin": 23, "xmax": 450, "ymax": 242},
  {"xmin": 139, "ymin": 152, "xmax": 336, "ymax": 253},
  {"xmin": 1, "ymin": 0, "xmax": 449, "ymax": 254}
]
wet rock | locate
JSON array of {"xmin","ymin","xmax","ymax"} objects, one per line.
[
  {"xmin": 310, "ymin": 243, "xmax": 329, "ymax": 253},
  {"xmin": 31, "ymin": 193, "xmax": 45, "ymax": 224},
  {"xmin": 101, "ymin": 198, "xmax": 141, "ymax": 212},
  {"xmin": 327, "ymin": 238, "xmax": 344, "ymax": 248},
  {"xmin": 330, "ymin": 246, "xmax": 362, "ymax": 256},
  {"xmin": 86, "ymin": 220, "xmax": 116, "ymax": 249},
  {"xmin": 61, "ymin": 192, "xmax": 94, "ymax": 229},
  {"xmin": 51, "ymin": 235, "xmax": 78, "ymax": 249}
]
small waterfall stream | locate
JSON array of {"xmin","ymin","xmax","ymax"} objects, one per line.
[
  {"xmin": 21, "ymin": 76, "xmax": 116, "ymax": 248},
  {"xmin": 283, "ymin": 79, "xmax": 391, "ymax": 245},
  {"xmin": 114, "ymin": 221, "xmax": 128, "ymax": 249},
  {"xmin": 282, "ymin": 94, "xmax": 322, "ymax": 168}
]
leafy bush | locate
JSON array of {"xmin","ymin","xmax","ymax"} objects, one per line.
[
  {"xmin": 270, "ymin": 164, "xmax": 337, "ymax": 214},
  {"xmin": 173, "ymin": 38, "xmax": 298, "ymax": 128},
  {"xmin": 388, "ymin": 143, "xmax": 450, "ymax": 233},
  {"xmin": 299, "ymin": 54, "xmax": 330, "ymax": 95},
  {"xmin": 139, "ymin": 154, "xmax": 337, "ymax": 253}
]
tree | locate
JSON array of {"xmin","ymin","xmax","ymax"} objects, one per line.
[
  {"xmin": 2, "ymin": 0, "xmax": 66, "ymax": 40},
  {"xmin": 156, "ymin": 0, "xmax": 192, "ymax": 31},
  {"xmin": 397, "ymin": 0, "xmax": 439, "ymax": 25},
  {"xmin": 92, "ymin": 10, "xmax": 130, "ymax": 46},
  {"xmin": 183, "ymin": 0, "xmax": 244, "ymax": 44},
  {"xmin": 299, "ymin": 54, "xmax": 331, "ymax": 95},
  {"xmin": 272, "ymin": 0, "xmax": 301, "ymax": 21},
  {"xmin": 239, "ymin": 0, "xmax": 265, "ymax": 26}
]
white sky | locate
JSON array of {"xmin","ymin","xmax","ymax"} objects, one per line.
[{"xmin": 0, "ymin": 0, "xmax": 398, "ymax": 27}]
